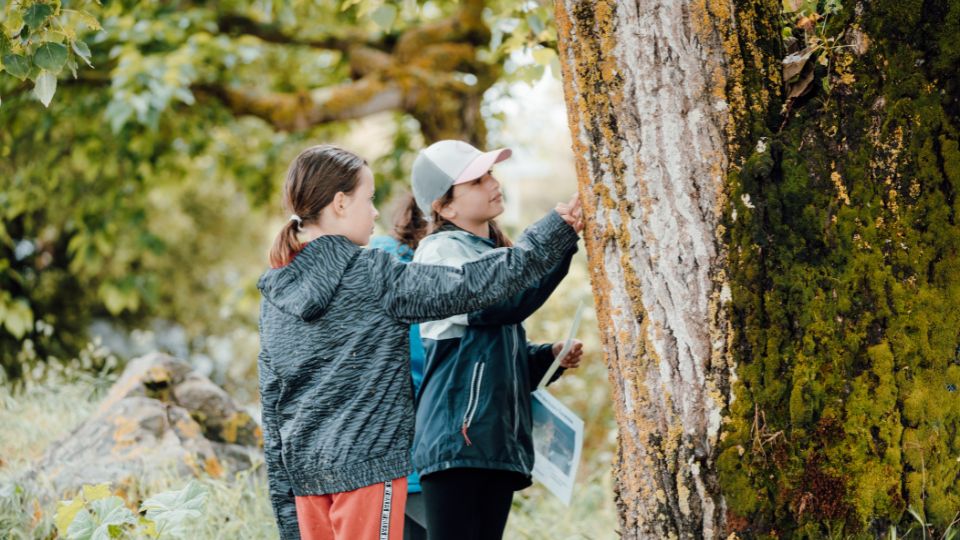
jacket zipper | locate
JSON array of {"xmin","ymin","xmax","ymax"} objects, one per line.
[
  {"xmin": 511, "ymin": 325, "xmax": 519, "ymax": 436},
  {"xmin": 461, "ymin": 361, "xmax": 485, "ymax": 446},
  {"xmin": 510, "ymin": 324, "xmax": 529, "ymax": 471}
]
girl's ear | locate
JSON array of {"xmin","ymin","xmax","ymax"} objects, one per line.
[
  {"xmin": 332, "ymin": 191, "xmax": 348, "ymax": 217},
  {"xmin": 433, "ymin": 200, "xmax": 456, "ymax": 220}
]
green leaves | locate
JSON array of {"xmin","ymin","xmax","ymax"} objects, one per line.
[
  {"xmin": 0, "ymin": 293, "xmax": 34, "ymax": 339},
  {"xmin": 488, "ymin": 3, "xmax": 558, "ymax": 86},
  {"xmin": 62, "ymin": 9, "xmax": 102, "ymax": 32},
  {"xmin": 55, "ymin": 497, "xmax": 87, "ymax": 534},
  {"xmin": 32, "ymin": 41, "xmax": 68, "ymax": 107},
  {"xmin": 56, "ymin": 481, "xmax": 209, "ymax": 540},
  {"xmin": 55, "ymin": 484, "xmax": 112, "ymax": 538},
  {"xmin": 66, "ymin": 497, "xmax": 137, "ymax": 540},
  {"xmin": 526, "ymin": 13, "xmax": 545, "ymax": 35},
  {"xmin": 58, "ymin": 485, "xmax": 136, "ymax": 540},
  {"xmin": 23, "ymin": 3, "xmax": 54, "ymax": 31},
  {"xmin": 4, "ymin": 9, "xmax": 25, "ymax": 36},
  {"xmin": 1, "ymin": 53, "xmax": 30, "ymax": 79},
  {"xmin": 1, "ymin": 3, "xmax": 102, "ymax": 107},
  {"xmin": 533, "ymin": 47, "xmax": 562, "ymax": 79},
  {"xmin": 99, "ymin": 281, "xmax": 140, "ymax": 316},
  {"xmin": 140, "ymin": 480, "xmax": 208, "ymax": 539},
  {"xmin": 35, "ymin": 42, "xmax": 68, "ymax": 72},
  {"xmin": 72, "ymin": 39, "xmax": 93, "ymax": 67},
  {"xmin": 34, "ymin": 70, "xmax": 57, "ymax": 107},
  {"xmin": 370, "ymin": 4, "xmax": 397, "ymax": 30}
]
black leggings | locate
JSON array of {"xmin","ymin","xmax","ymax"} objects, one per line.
[{"xmin": 420, "ymin": 468, "xmax": 522, "ymax": 540}]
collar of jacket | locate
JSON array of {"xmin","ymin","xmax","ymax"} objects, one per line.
[{"xmin": 432, "ymin": 221, "xmax": 497, "ymax": 248}]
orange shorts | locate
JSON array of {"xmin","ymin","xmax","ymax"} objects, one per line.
[{"xmin": 295, "ymin": 477, "xmax": 407, "ymax": 540}]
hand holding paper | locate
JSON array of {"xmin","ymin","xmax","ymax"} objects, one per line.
[
  {"xmin": 531, "ymin": 302, "xmax": 587, "ymax": 505},
  {"xmin": 537, "ymin": 301, "xmax": 585, "ymax": 390},
  {"xmin": 551, "ymin": 339, "xmax": 584, "ymax": 368}
]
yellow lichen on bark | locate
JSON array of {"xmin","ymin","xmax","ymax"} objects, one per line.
[{"xmin": 553, "ymin": 0, "xmax": 668, "ymax": 515}]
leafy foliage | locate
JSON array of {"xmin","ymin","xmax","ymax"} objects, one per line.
[
  {"xmin": 779, "ymin": 0, "xmax": 853, "ymax": 110},
  {"xmin": 53, "ymin": 481, "xmax": 208, "ymax": 539},
  {"xmin": 0, "ymin": 0, "xmax": 560, "ymax": 379},
  {"xmin": 0, "ymin": 1, "xmax": 102, "ymax": 108}
]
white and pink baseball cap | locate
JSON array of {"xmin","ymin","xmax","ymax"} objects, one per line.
[{"xmin": 411, "ymin": 140, "xmax": 512, "ymax": 217}]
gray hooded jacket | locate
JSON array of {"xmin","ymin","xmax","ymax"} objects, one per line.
[{"xmin": 257, "ymin": 210, "xmax": 578, "ymax": 539}]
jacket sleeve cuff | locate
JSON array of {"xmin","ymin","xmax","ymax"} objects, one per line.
[{"xmin": 540, "ymin": 210, "xmax": 581, "ymax": 255}]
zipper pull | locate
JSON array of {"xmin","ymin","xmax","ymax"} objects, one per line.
[{"xmin": 461, "ymin": 424, "xmax": 473, "ymax": 446}]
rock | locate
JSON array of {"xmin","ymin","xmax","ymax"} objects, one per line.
[{"xmin": 20, "ymin": 352, "xmax": 263, "ymax": 499}]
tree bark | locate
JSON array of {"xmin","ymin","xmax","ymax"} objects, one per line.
[
  {"xmin": 554, "ymin": 1, "xmax": 743, "ymax": 537},
  {"xmin": 557, "ymin": 0, "xmax": 960, "ymax": 537}
]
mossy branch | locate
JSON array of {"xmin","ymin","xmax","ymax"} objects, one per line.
[{"xmin": 216, "ymin": 14, "xmax": 388, "ymax": 53}]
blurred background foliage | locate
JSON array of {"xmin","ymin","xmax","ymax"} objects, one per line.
[
  {"xmin": 2, "ymin": 0, "xmax": 618, "ymax": 537},
  {"xmin": 0, "ymin": 0, "xmax": 560, "ymax": 381}
]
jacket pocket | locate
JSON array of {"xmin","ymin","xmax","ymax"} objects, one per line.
[{"xmin": 460, "ymin": 361, "xmax": 486, "ymax": 446}]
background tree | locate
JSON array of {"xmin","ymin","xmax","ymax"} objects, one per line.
[
  {"xmin": 556, "ymin": 0, "xmax": 960, "ymax": 537},
  {"xmin": 0, "ymin": 0, "xmax": 558, "ymax": 379}
]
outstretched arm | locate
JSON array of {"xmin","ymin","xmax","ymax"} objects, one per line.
[
  {"xmin": 467, "ymin": 245, "xmax": 576, "ymax": 326},
  {"xmin": 382, "ymin": 210, "xmax": 580, "ymax": 323}
]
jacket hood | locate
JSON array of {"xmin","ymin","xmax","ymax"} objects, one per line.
[{"xmin": 257, "ymin": 235, "xmax": 360, "ymax": 321}]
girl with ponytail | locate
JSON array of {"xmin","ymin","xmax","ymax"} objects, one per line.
[{"xmin": 257, "ymin": 144, "xmax": 583, "ymax": 540}]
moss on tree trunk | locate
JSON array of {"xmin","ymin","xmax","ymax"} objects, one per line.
[
  {"xmin": 718, "ymin": 0, "xmax": 960, "ymax": 536},
  {"xmin": 557, "ymin": 0, "xmax": 960, "ymax": 536}
]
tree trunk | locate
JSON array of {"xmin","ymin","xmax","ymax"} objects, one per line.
[
  {"xmin": 556, "ymin": 0, "xmax": 960, "ymax": 537},
  {"xmin": 553, "ymin": 0, "xmax": 746, "ymax": 537}
]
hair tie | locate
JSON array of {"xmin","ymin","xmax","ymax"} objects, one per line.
[{"xmin": 289, "ymin": 214, "xmax": 302, "ymax": 229}]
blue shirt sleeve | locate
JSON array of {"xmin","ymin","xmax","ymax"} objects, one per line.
[{"xmin": 371, "ymin": 235, "xmax": 423, "ymax": 492}]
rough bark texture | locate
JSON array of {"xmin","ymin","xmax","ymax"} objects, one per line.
[
  {"xmin": 553, "ymin": 1, "xmax": 757, "ymax": 537},
  {"xmin": 557, "ymin": 0, "xmax": 960, "ymax": 537}
]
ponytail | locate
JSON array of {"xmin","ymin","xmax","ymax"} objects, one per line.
[
  {"xmin": 267, "ymin": 144, "xmax": 368, "ymax": 268},
  {"xmin": 391, "ymin": 193, "xmax": 429, "ymax": 250},
  {"xmin": 269, "ymin": 220, "xmax": 302, "ymax": 269}
]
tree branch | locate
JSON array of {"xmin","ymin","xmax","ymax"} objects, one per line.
[
  {"xmin": 394, "ymin": 0, "xmax": 489, "ymax": 60},
  {"xmin": 203, "ymin": 2, "xmax": 493, "ymax": 139},
  {"xmin": 216, "ymin": 14, "xmax": 388, "ymax": 53},
  {"xmin": 194, "ymin": 75, "xmax": 403, "ymax": 132}
]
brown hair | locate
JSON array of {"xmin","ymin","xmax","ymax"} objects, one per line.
[
  {"xmin": 392, "ymin": 187, "xmax": 512, "ymax": 250},
  {"xmin": 389, "ymin": 193, "xmax": 428, "ymax": 251},
  {"xmin": 269, "ymin": 145, "xmax": 368, "ymax": 268}
]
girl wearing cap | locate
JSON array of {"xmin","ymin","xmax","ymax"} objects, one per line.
[
  {"xmin": 402, "ymin": 140, "xmax": 586, "ymax": 540},
  {"xmin": 257, "ymin": 144, "xmax": 582, "ymax": 540}
]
